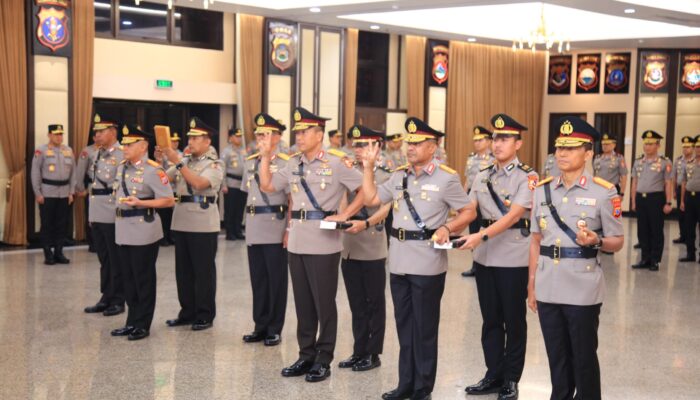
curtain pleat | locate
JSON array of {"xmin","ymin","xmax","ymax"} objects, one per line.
[
  {"xmin": 342, "ymin": 28, "xmax": 358, "ymax": 135},
  {"xmin": 239, "ymin": 14, "xmax": 264, "ymax": 143},
  {"xmin": 405, "ymin": 35, "xmax": 426, "ymax": 120}
]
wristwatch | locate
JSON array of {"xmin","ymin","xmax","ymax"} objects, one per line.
[
  {"xmin": 365, "ymin": 220, "xmax": 370, "ymax": 229},
  {"xmin": 590, "ymin": 237, "xmax": 603, "ymax": 250},
  {"xmin": 176, "ymin": 161, "xmax": 184, "ymax": 170},
  {"xmin": 481, "ymin": 234, "xmax": 489, "ymax": 242}
]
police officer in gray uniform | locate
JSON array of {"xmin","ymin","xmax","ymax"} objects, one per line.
[
  {"xmin": 82, "ymin": 114, "xmax": 126, "ymax": 317},
  {"xmin": 672, "ymin": 136, "xmax": 695, "ymax": 244},
  {"xmin": 528, "ymin": 116, "xmax": 624, "ymax": 400},
  {"xmin": 459, "ymin": 114, "xmax": 537, "ymax": 400},
  {"xmin": 75, "ymin": 135, "xmax": 98, "ymax": 252},
  {"xmin": 630, "ymin": 130, "xmax": 673, "ymax": 271},
  {"xmin": 680, "ymin": 136, "xmax": 700, "ymax": 262},
  {"xmin": 155, "ymin": 133, "xmax": 182, "ymax": 246},
  {"xmin": 109, "ymin": 125, "xmax": 174, "ymax": 341},
  {"xmin": 337, "ymin": 125, "xmax": 392, "ymax": 373},
  {"xmin": 461, "ymin": 125, "xmax": 495, "ymax": 278},
  {"xmin": 240, "ymin": 113, "xmax": 291, "ymax": 347},
  {"xmin": 31, "ymin": 124, "xmax": 76, "ymax": 265},
  {"xmin": 362, "ymin": 117, "xmax": 473, "ymax": 400},
  {"xmin": 162, "ymin": 117, "xmax": 224, "ymax": 331},
  {"xmin": 542, "ymin": 153, "xmax": 560, "ymax": 179},
  {"xmin": 593, "ymin": 134, "xmax": 628, "ymax": 196},
  {"xmin": 221, "ymin": 128, "xmax": 247, "ymax": 240},
  {"xmin": 257, "ymin": 107, "xmax": 365, "ymax": 383}
]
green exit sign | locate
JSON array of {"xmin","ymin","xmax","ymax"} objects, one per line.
[{"xmin": 155, "ymin": 79, "xmax": 173, "ymax": 89}]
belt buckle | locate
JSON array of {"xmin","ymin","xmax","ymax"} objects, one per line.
[
  {"xmin": 175, "ymin": 193, "xmax": 181, "ymax": 203},
  {"xmin": 116, "ymin": 208, "xmax": 122, "ymax": 218},
  {"xmin": 299, "ymin": 209, "xmax": 307, "ymax": 221},
  {"xmin": 693, "ymin": 192, "xmax": 696, "ymax": 196},
  {"xmin": 248, "ymin": 205, "xmax": 255, "ymax": 215},
  {"xmin": 398, "ymin": 228, "xmax": 406, "ymax": 242},
  {"xmin": 553, "ymin": 242, "xmax": 560, "ymax": 264},
  {"xmin": 642, "ymin": 193, "xmax": 647, "ymax": 198}
]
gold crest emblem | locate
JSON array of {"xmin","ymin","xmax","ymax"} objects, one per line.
[
  {"xmin": 560, "ymin": 121, "xmax": 574, "ymax": 135},
  {"xmin": 352, "ymin": 127, "xmax": 361, "ymax": 138},
  {"xmin": 645, "ymin": 131, "xmax": 652, "ymax": 138},
  {"xmin": 603, "ymin": 134, "xmax": 609, "ymax": 140},
  {"xmin": 94, "ymin": 114, "xmax": 101, "ymax": 123},
  {"xmin": 407, "ymin": 120, "xmax": 417, "ymax": 133},
  {"xmin": 257, "ymin": 115, "xmax": 265, "ymax": 126},
  {"xmin": 190, "ymin": 119, "xmax": 196, "ymax": 128},
  {"xmin": 294, "ymin": 110, "xmax": 301, "ymax": 121},
  {"xmin": 474, "ymin": 127, "xmax": 480, "ymax": 134},
  {"xmin": 122, "ymin": 125, "xmax": 129, "ymax": 135},
  {"xmin": 495, "ymin": 117, "xmax": 505, "ymax": 129}
]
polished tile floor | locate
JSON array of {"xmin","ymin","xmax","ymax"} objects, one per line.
[{"xmin": 0, "ymin": 217, "xmax": 698, "ymax": 400}]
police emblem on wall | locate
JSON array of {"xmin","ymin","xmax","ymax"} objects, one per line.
[
  {"xmin": 548, "ymin": 55, "xmax": 572, "ymax": 94},
  {"xmin": 32, "ymin": 0, "xmax": 71, "ymax": 56},
  {"xmin": 679, "ymin": 52, "xmax": 700, "ymax": 93},
  {"xmin": 427, "ymin": 40, "xmax": 449, "ymax": 87},
  {"xmin": 604, "ymin": 52, "xmax": 630, "ymax": 94},
  {"xmin": 268, "ymin": 21, "xmax": 297, "ymax": 75},
  {"xmin": 576, "ymin": 54, "xmax": 600, "ymax": 94},
  {"xmin": 641, "ymin": 52, "xmax": 669, "ymax": 93}
]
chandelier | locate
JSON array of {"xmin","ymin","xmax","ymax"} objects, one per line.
[
  {"xmin": 134, "ymin": 0, "xmax": 215, "ymax": 10},
  {"xmin": 512, "ymin": 3, "xmax": 570, "ymax": 53}
]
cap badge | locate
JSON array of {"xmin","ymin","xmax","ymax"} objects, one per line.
[
  {"xmin": 560, "ymin": 120, "xmax": 574, "ymax": 135},
  {"xmin": 122, "ymin": 125, "xmax": 129, "ymax": 135},
  {"xmin": 495, "ymin": 117, "xmax": 505, "ymax": 129},
  {"xmin": 294, "ymin": 110, "xmax": 301, "ymax": 121},
  {"xmin": 407, "ymin": 120, "xmax": 417, "ymax": 133},
  {"xmin": 257, "ymin": 115, "xmax": 265, "ymax": 126},
  {"xmin": 352, "ymin": 127, "xmax": 361, "ymax": 138},
  {"xmin": 190, "ymin": 119, "xmax": 196, "ymax": 128},
  {"xmin": 474, "ymin": 127, "xmax": 480, "ymax": 134},
  {"xmin": 94, "ymin": 114, "xmax": 101, "ymax": 123}
]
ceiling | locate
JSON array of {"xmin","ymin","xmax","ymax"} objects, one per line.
[{"xmin": 148, "ymin": 0, "xmax": 700, "ymax": 49}]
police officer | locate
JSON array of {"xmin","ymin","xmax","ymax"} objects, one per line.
[
  {"xmin": 461, "ymin": 125, "xmax": 495, "ymax": 278},
  {"xmin": 361, "ymin": 117, "xmax": 473, "ymax": 400},
  {"xmin": 458, "ymin": 114, "xmax": 537, "ymax": 400},
  {"xmin": 257, "ymin": 107, "xmax": 365, "ymax": 383},
  {"xmin": 155, "ymin": 133, "xmax": 181, "ymax": 246},
  {"xmin": 385, "ymin": 133, "xmax": 407, "ymax": 169},
  {"xmin": 672, "ymin": 136, "xmax": 695, "ymax": 245},
  {"xmin": 630, "ymin": 130, "xmax": 673, "ymax": 271},
  {"xmin": 240, "ymin": 113, "xmax": 291, "ymax": 347},
  {"xmin": 435, "ymin": 138, "xmax": 448, "ymax": 163},
  {"xmin": 82, "ymin": 114, "xmax": 126, "ymax": 317},
  {"xmin": 327, "ymin": 129, "xmax": 346, "ymax": 154},
  {"xmin": 337, "ymin": 125, "xmax": 392, "ymax": 373},
  {"xmin": 221, "ymin": 128, "xmax": 247, "ymax": 240},
  {"xmin": 593, "ymin": 134, "xmax": 628, "ymax": 196},
  {"xmin": 75, "ymin": 133, "xmax": 98, "ymax": 252},
  {"xmin": 680, "ymin": 136, "xmax": 700, "ymax": 262},
  {"xmin": 110, "ymin": 125, "xmax": 175, "ymax": 341},
  {"xmin": 528, "ymin": 116, "xmax": 624, "ymax": 400},
  {"xmin": 542, "ymin": 152, "xmax": 560, "ymax": 179},
  {"xmin": 31, "ymin": 124, "xmax": 76, "ymax": 265},
  {"xmin": 162, "ymin": 117, "xmax": 224, "ymax": 331}
]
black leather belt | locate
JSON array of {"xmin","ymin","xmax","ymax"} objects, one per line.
[
  {"xmin": 481, "ymin": 218, "xmax": 529, "ymax": 229},
  {"xmin": 290, "ymin": 209, "xmax": 336, "ymax": 220},
  {"xmin": 90, "ymin": 188, "xmax": 112, "ymax": 196},
  {"xmin": 226, "ymin": 173, "xmax": 242, "ymax": 180},
  {"xmin": 178, "ymin": 195, "xmax": 217, "ymax": 204},
  {"xmin": 390, "ymin": 227, "xmax": 436, "ymax": 241},
  {"xmin": 42, "ymin": 178, "xmax": 69, "ymax": 186},
  {"xmin": 116, "ymin": 208, "xmax": 155, "ymax": 218},
  {"xmin": 247, "ymin": 205, "xmax": 288, "ymax": 215},
  {"xmin": 540, "ymin": 245, "xmax": 598, "ymax": 259},
  {"xmin": 637, "ymin": 191, "xmax": 663, "ymax": 198}
]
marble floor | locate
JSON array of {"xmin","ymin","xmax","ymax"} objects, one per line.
[{"xmin": 0, "ymin": 217, "xmax": 698, "ymax": 400}]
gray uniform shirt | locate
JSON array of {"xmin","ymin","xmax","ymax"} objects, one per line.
[
  {"xmin": 468, "ymin": 158, "xmax": 538, "ymax": 268},
  {"xmin": 683, "ymin": 160, "xmax": 700, "ymax": 192},
  {"xmin": 632, "ymin": 155, "xmax": 672, "ymax": 193},
  {"xmin": 241, "ymin": 152, "xmax": 290, "ymax": 245},
  {"xmin": 673, "ymin": 155, "xmax": 693, "ymax": 186},
  {"xmin": 542, "ymin": 153, "xmax": 561, "ymax": 179},
  {"xmin": 114, "ymin": 156, "xmax": 173, "ymax": 246},
  {"xmin": 531, "ymin": 173, "xmax": 624, "ymax": 305},
  {"xmin": 464, "ymin": 152, "xmax": 495, "ymax": 192},
  {"xmin": 167, "ymin": 153, "xmax": 224, "ymax": 233},
  {"xmin": 342, "ymin": 164, "xmax": 392, "ymax": 261},
  {"xmin": 377, "ymin": 159, "xmax": 470, "ymax": 276},
  {"xmin": 270, "ymin": 149, "xmax": 363, "ymax": 255},
  {"xmin": 593, "ymin": 152, "xmax": 628, "ymax": 186},
  {"xmin": 75, "ymin": 144, "xmax": 98, "ymax": 190},
  {"xmin": 221, "ymin": 145, "xmax": 246, "ymax": 189},
  {"xmin": 385, "ymin": 148, "xmax": 407, "ymax": 170},
  {"xmin": 31, "ymin": 144, "xmax": 76, "ymax": 198},
  {"xmin": 88, "ymin": 141, "xmax": 124, "ymax": 223}
]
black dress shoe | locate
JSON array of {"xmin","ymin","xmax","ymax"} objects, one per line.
[
  {"xmin": 411, "ymin": 390, "xmax": 431, "ymax": 400},
  {"xmin": 352, "ymin": 354, "xmax": 381, "ymax": 371},
  {"xmin": 43, "ymin": 247, "xmax": 55, "ymax": 265},
  {"xmin": 338, "ymin": 354, "xmax": 362, "ymax": 368},
  {"xmin": 631, "ymin": 260, "xmax": 650, "ymax": 269},
  {"xmin": 461, "ymin": 268, "xmax": 475, "ymax": 277},
  {"xmin": 649, "ymin": 262, "xmax": 659, "ymax": 271},
  {"xmin": 381, "ymin": 388, "xmax": 413, "ymax": 400},
  {"xmin": 128, "ymin": 328, "xmax": 150, "ymax": 341},
  {"xmin": 192, "ymin": 320, "xmax": 213, "ymax": 331},
  {"xmin": 680, "ymin": 255, "xmax": 696, "ymax": 262},
  {"xmin": 281, "ymin": 359, "xmax": 314, "ymax": 377},
  {"xmin": 633, "ymin": 243, "xmax": 641, "ymax": 249},
  {"xmin": 103, "ymin": 304, "xmax": 125, "ymax": 316},
  {"xmin": 166, "ymin": 318, "xmax": 193, "ymax": 327},
  {"xmin": 498, "ymin": 381, "xmax": 518, "ymax": 400},
  {"xmin": 111, "ymin": 325, "xmax": 135, "ymax": 336},
  {"xmin": 53, "ymin": 251, "xmax": 70, "ymax": 264},
  {"xmin": 234, "ymin": 232, "xmax": 246, "ymax": 240},
  {"xmin": 84, "ymin": 302, "xmax": 108, "ymax": 313},
  {"xmin": 305, "ymin": 363, "xmax": 331, "ymax": 382},
  {"xmin": 242, "ymin": 331, "xmax": 265, "ymax": 343},
  {"xmin": 225, "ymin": 235, "xmax": 236, "ymax": 241},
  {"xmin": 672, "ymin": 237, "xmax": 685, "ymax": 244},
  {"xmin": 264, "ymin": 334, "xmax": 281, "ymax": 346},
  {"xmin": 466, "ymin": 377, "xmax": 503, "ymax": 394}
]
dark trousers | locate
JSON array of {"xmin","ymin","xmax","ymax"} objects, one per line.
[
  {"xmin": 474, "ymin": 263, "xmax": 528, "ymax": 382},
  {"xmin": 85, "ymin": 196, "xmax": 94, "ymax": 249},
  {"xmin": 391, "ymin": 272, "xmax": 446, "ymax": 394},
  {"xmin": 677, "ymin": 185, "xmax": 687, "ymax": 240},
  {"xmin": 224, "ymin": 187, "xmax": 247, "ymax": 236},
  {"xmin": 247, "ymin": 243, "xmax": 288, "ymax": 335},
  {"xmin": 39, "ymin": 197, "xmax": 69, "ymax": 248},
  {"xmin": 538, "ymin": 302, "xmax": 602, "ymax": 400},
  {"xmin": 91, "ymin": 222, "xmax": 124, "ymax": 306},
  {"xmin": 288, "ymin": 252, "xmax": 340, "ymax": 365},
  {"xmin": 635, "ymin": 192, "xmax": 665, "ymax": 263},
  {"xmin": 157, "ymin": 207, "xmax": 174, "ymax": 243},
  {"xmin": 118, "ymin": 243, "xmax": 159, "ymax": 330},
  {"xmin": 385, "ymin": 211, "xmax": 393, "ymax": 246},
  {"xmin": 174, "ymin": 231, "xmax": 218, "ymax": 322},
  {"xmin": 684, "ymin": 192, "xmax": 700, "ymax": 257},
  {"xmin": 467, "ymin": 205, "xmax": 483, "ymax": 270},
  {"xmin": 341, "ymin": 258, "xmax": 386, "ymax": 356}
]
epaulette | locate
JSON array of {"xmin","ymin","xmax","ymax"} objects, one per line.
[
  {"xmin": 393, "ymin": 163, "xmax": 410, "ymax": 172},
  {"xmin": 327, "ymin": 148, "xmax": 347, "ymax": 158},
  {"xmin": 468, "ymin": 152, "xmax": 475, "ymax": 157},
  {"xmin": 119, "ymin": 159, "xmax": 127, "ymax": 165},
  {"xmin": 480, "ymin": 164, "xmax": 494, "ymax": 172},
  {"xmin": 277, "ymin": 152, "xmax": 290, "ymax": 161},
  {"xmin": 518, "ymin": 163, "xmax": 533, "ymax": 172},
  {"xmin": 377, "ymin": 164, "xmax": 392, "ymax": 173},
  {"xmin": 439, "ymin": 164, "xmax": 457, "ymax": 175},
  {"xmin": 636, "ymin": 155, "xmax": 644, "ymax": 160},
  {"xmin": 290, "ymin": 151, "xmax": 302, "ymax": 158},
  {"xmin": 246, "ymin": 152, "xmax": 260, "ymax": 161},
  {"xmin": 593, "ymin": 176, "xmax": 615, "ymax": 190},
  {"xmin": 536, "ymin": 176, "xmax": 554, "ymax": 187},
  {"xmin": 147, "ymin": 159, "xmax": 161, "ymax": 168},
  {"xmin": 660, "ymin": 155, "xmax": 670, "ymax": 161}
]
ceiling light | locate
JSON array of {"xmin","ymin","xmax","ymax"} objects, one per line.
[
  {"xmin": 213, "ymin": 0, "xmax": 386, "ymax": 10},
  {"xmin": 370, "ymin": 24, "xmax": 380, "ymax": 30},
  {"xmin": 467, "ymin": 37, "xmax": 477, "ymax": 42},
  {"xmin": 310, "ymin": 7, "xmax": 321, "ymax": 12},
  {"xmin": 614, "ymin": 0, "xmax": 700, "ymax": 16},
  {"xmin": 122, "ymin": 20, "xmax": 132, "ymax": 26},
  {"xmin": 624, "ymin": 8, "xmax": 636, "ymax": 13}
]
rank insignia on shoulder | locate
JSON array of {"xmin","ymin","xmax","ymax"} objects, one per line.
[
  {"xmin": 518, "ymin": 163, "xmax": 533, "ymax": 172},
  {"xmin": 147, "ymin": 159, "xmax": 161, "ymax": 168},
  {"xmin": 277, "ymin": 152, "xmax": 290, "ymax": 161},
  {"xmin": 536, "ymin": 176, "xmax": 554, "ymax": 187},
  {"xmin": 439, "ymin": 164, "xmax": 456, "ymax": 174},
  {"xmin": 246, "ymin": 152, "xmax": 260, "ymax": 160},
  {"xmin": 592, "ymin": 176, "xmax": 614, "ymax": 189},
  {"xmin": 480, "ymin": 164, "xmax": 493, "ymax": 172},
  {"xmin": 393, "ymin": 163, "xmax": 410, "ymax": 172},
  {"xmin": 289, "ymin": 151, "xmax": 302, "ymax": 158},
  {"xmin": 328, "ymin": 148, "xmax": 347, "ymax": 158},
  {"xmin": 120, "ymin": 159, "xmax": 127, "ymax": 164}
]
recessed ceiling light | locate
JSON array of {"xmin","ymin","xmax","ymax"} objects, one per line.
[
  {"xmin": 391, "ymin": 4, "xmax": 399, "ymax": 9},
  {"xmin": 370, "ymin": 24, "xmax": 380, "ymax": 30},
  {"xmin": 310, "ymin": 6, "xmax": 321, "ymax": 12},
  {"xmin": 638, "ymin": 39, "xmax": 644, "ymax": 43},
  {"xmin": 624, "ymin": 8, "xmax": 636, "ymax": 13},
  {"xmin": 467, "ymin": 37, "xmax": 477, "ymax": 42},
  {"xmin": 122, "ymin": 20, "xmax": 132, "ymax": 26}
]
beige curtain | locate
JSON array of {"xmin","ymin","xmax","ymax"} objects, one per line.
[
  {"xmin": 342, "ymin": 28, "xmax": 358, "ymax": 135},
  {"xmin": 405, "ymin": 35, "xmax": 426, "ymax": 119},
  {"xmin": 239, "ymin": 14, "xmax": 264, "ymax": 143},
  {"xmin": 71, "ymin": 0, "xmax": 95, "ymax": 241},
  {"xmin": 446, "ymin": 42, "xmax": 546, "ymax": 183},
  {"xmin": 0, "ymin": 1, "xmax": 28, "ymax": 245}
]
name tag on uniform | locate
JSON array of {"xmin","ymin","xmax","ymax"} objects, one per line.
[
  {"xmin": 421, "ymin": 184, "xmax": 440, "ymax": 192},
  {"xmin": 575, "ymin": 197, "xmax": 597, "ymax": 206}
]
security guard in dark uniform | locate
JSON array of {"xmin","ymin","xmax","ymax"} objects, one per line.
[
  {"xmin": 221, "ymin": 128, "xmax": 247, "ymax": 240},
  {"xmin": 528, "ymin": 116, "xmax": 624, "ymax": 400},
  {"xmin": 257, "ymin": 107, "xmax": 365, "ymax": 383},
  {"xmin": 31, "ymin": 124, "xmax": 76, "ymax": 265},
  {"xmin": 240, "ymin": 113, "xmax": 291, "ymax": 347},
  {"xmin": 110, "ymin": 125, "xmax": 175, "ymax": 341},
  {"xmin": 630, "ymin": 130, "xmax": 673, "ymax": 271},
  {"xmin": 672, "ymin": 136, "xmax": 695, "ymax": 244},
  {"xmin": 362, "ymin": 117, "xmax": 473, "ymax": 400},
  {"xmin": 162, "ymin": 117, "xmax": 224, "ymax": 331},
  {"xmin": 680, "ymin": 136, "xmax": 700, "ymax": 262}
]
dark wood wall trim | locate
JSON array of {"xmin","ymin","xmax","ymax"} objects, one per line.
[{"xmin": 25, "ymin": 0, "xmax": 36, "ymax": 242}]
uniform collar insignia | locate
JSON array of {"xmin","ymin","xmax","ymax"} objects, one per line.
[
  {"xmin": 425, "ymin": 161, "xmax": 436, "ymax": 175},
  {"xmin": 316, "ymin": 150, "xmax": 325, "ymax": 160}
]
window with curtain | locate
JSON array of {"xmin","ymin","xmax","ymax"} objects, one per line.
[{"xmin": 356, "ymin": 31, "xmax": 389, "ymax": 108}]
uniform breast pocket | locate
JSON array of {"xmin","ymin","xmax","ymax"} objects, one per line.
[
  {"xmin": 307, "ymin": 175, "xmax": 333, "ymax": 190},
  {"xmin": 570, "ymin": 214, "xmax": 600, "ymax": 232},
  {"xmin": 572, "ymin": 262, "xmax": 599, "ymax": 273}
]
